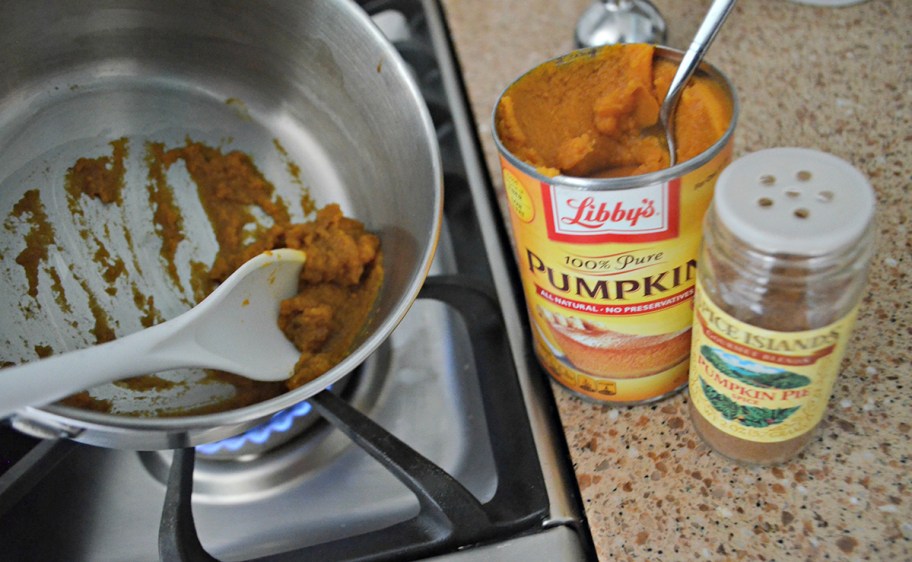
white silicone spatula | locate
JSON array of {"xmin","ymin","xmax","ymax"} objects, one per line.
[{"xmin": 0, "ymin": 248, "xmax": 307, "ymax": 418}]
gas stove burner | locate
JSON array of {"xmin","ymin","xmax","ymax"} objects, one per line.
[
  {"xmin": 195, "ymin": 399, "xmax": 319, "ymax": 459},
  {"xmin": 139, "ymin": 347, "xmax": 389, "ymax": 500},
  {"xmin": 193, "ymin": 366, "xmax": 367, "ymax": 461},
  {"xmin": 0, "ymin": 3, "xmax": 595, "ymax": 559}
]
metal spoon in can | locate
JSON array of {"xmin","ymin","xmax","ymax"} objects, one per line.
[{"xmin": 658, "ymin": 0, "xmax": 736, "ymax": 166}]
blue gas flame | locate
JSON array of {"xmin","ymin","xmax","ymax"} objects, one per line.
[{"xmin": 196, "ymin": 399, "xmax": 314, "ymax": 455}]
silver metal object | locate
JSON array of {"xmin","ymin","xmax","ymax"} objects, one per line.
[
  {"xmin": 0, "ymin": 3, "xmax": 594, "ymax": 558},
  {"xmin": 574, "ymin": 0, "xmax": 667, "ymax": 48},
  {"xmin": 661, "ymin": 0, "xmax": 737, "ymax": 165},
  {"xmin": 0, "ymin": 0, "xmax": 442, "ymax": 449}
]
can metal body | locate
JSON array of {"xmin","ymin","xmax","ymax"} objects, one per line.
[{"xmin": 493, "ymin": 46, "xmax": 738, "ymax": 404}]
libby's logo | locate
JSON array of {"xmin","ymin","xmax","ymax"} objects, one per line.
[
  {"xmin": 562, "ymin": 197, "xmax": 657, "ymax": 229},
  {"xmin": 541, "ymin": 179, "xmax": 680, "ymax": 243}
]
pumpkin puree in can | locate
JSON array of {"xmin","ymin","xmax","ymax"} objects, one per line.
[{"xmin": 493, "ymin": 44, "xmax": 737, "ymax": 404}]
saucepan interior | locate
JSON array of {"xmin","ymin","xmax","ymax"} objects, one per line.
[{"xmin": 0, "ymin": 0, "xmax": 442, "ymax": 448}]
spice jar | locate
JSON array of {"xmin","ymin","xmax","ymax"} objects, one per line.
[{"xmin": 688, "ymin": 148, "xmax": 876, "ymax": 465}]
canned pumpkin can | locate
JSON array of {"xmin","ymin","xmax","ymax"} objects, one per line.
[{"xmin": 493, "ymin": 44, "xmax": 738, "ymax": 404}]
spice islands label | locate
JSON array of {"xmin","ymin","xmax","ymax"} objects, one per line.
[
  {"xmin": 498, "ymin": 146, "xmax": 729, "ymax": 403},
  {"xmin": 689, "ymin": 279, "xmax": 859, "ymax": 443}
]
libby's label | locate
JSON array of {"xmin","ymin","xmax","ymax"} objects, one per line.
[
  {"xmin": 541, "ymin": 181, "xmax": 680, "ymax": 242},
  {"xmin": 498, "ymin": 139, "xmax": 731, "ymax": 403},
  {"xmin": 689, "ymin": 279, "xmax": 859, "ymax": 442}
]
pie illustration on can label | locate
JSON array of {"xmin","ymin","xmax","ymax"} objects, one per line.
[{"xmin": 539, "ymin": 307, "xmax": 690, "ymax": 378}]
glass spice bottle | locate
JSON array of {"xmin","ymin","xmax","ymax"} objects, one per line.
[{"xmin": 688, "ymin": 148, "xmax": 876, "ymax": 465}]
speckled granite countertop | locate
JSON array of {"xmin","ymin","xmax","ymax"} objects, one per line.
[{"xmin": 439, "ymin": 0, "xmax": 911, "ymax": 559}]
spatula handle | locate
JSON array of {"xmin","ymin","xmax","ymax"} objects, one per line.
[{"xmin": 0, "ymin": 318, "xmax": 193, "ymax": 419}]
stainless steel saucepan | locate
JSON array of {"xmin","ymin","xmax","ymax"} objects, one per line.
[{"xmin": 0, "ymin": 0, "xmax": 442, "ymax": 449}]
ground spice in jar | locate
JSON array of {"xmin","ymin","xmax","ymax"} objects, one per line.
[{"xmin": 688, "ymin": 148, "xmax": 875, "ymax": 465}]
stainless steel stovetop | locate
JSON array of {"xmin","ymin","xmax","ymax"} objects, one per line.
[{"xmin": 0, "ymin": 1, "xmax": 596, "ymax": 560}]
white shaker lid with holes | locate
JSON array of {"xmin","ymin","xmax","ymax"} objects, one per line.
[{"xmin": 713, "ymin": 147, "xmax": 876, "ymax": 256}]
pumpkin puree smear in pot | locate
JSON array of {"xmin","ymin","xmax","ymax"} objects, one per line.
[{"xmin": 7, "ymin": 137, "xmax": 382, "ymax": 415}]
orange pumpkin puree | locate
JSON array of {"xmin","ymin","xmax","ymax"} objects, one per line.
[
  {"xmin": 157, "ymin": 143, "xmax": 383, "ymax": 390},
  {"xmin": 495, "ymin": 44, "xmax": 732, "ymax": 178},
  {"xmin": 48, "ymin": 139, "xmax": 381, "ymax": 414}
]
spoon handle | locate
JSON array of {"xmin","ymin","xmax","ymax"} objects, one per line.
[
  {"xmin": 0, "ymin": 314, "xmax": 210, "ymax": 419},
  {"xmin": 0, "ymin": 249, "xmax": 305, "ymax": 419},
  {"xmin": 662, "ymin": 0, "xmax": 737, "ymax": 161}
]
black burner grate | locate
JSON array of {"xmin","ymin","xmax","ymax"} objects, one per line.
[{"xmin": 160, "ymin": 279, "xmax": 550, "ymax": 561}]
